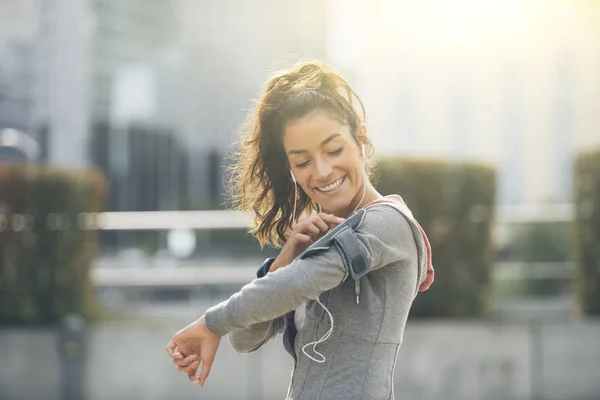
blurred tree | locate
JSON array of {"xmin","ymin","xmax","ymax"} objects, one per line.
[
  {"xmin": 375, "ymin": 158, "xmax": 497, "ymax": 318},
  {"xmin": 0, "ymin": 165, "xmax": 107, "ymax": 325},
  {"xmin": 506, "ymin": 221, "xmax": 572, "ymax": 297},
  {"xmin": 511, "ymin": 222, "xmax": 570, "ymax": 263},
  {"xmin": 573, "ymin": 149, "xmax": 600, "ymax": 315}
]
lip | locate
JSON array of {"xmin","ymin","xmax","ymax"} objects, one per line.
[{"xmin": 315, "ymin": 175, "xmax": 346, "ymax": 194}]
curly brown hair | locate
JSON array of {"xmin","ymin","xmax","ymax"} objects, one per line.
[{"xmin": 228, "ymin": 60, "xmax": 373, "ymax": 248}]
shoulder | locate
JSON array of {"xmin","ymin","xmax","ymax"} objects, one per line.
[
  {"xmin": 358, "ymin": 203, "xmax": 415, "ymax": 242},
  {"xmin": 353, "ymin": 203, "xmax": 421, "ymax": 271}
]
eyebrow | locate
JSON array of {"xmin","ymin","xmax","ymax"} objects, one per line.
[{"xmin": 287, "ymin": 133, "xmax": 341, "ymax": 155}]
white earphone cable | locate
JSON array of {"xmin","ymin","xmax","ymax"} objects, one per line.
[{"xmin": 301, "ymin": 296, "xmax": 334, "ymax": 363}]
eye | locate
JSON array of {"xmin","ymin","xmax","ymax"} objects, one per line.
[
  {"xmin": 295, "ymin": 160, "xmax": 310, "ymax": 168},
  {"xmin": 328, "ymin": 147, "xmax": 343, "ymax": 156}
]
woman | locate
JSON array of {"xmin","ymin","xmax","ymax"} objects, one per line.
[{"xmin": 166, "ymin": 60, "xmax": 434, "ymax": 399}]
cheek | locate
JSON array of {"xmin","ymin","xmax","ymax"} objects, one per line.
[
  {"xmin": 296, "ymin": 174, "xmax": 311, "ymax": 192},
  {"xmin": 345, "ymin": 156, "xmax": 362, "ymax": 179}
]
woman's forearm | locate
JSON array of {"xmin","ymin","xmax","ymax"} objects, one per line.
[{"xmin": 204, "ymin": 249, "xmax": 347, "ymax": 336}]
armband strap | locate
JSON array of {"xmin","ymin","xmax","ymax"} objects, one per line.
[
  {"xmin": 332, "ymin": 226, "xmax": 370, "ymax": 280},
  {"xmin": 256, "ymin": 258, "xmax": 275, "ymax": 278}
]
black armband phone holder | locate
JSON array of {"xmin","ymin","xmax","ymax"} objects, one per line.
[{"xmin": 297, "ymin": 208, "xmax": 370, "ymax": 281}]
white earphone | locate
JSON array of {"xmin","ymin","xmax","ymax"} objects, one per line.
[{"xmin": 291, "ymin": 170, "xmax": 298, "ymax": 224}]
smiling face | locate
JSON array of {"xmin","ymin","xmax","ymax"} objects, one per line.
[{"xmin": 283, "ymin": 109, "xmax": 377, "ymax": 218}]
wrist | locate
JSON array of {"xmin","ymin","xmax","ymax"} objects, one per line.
[{"xmin": 199, "ymin": 315, "xmax": 220, "ymax": 338}]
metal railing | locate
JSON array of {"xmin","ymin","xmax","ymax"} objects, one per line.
[
  {"xmin": 95, "ymin": 203, "xmax": 573, "ymax": 231},
  {"xmin": 90, "ymin": 203, "xmax": 574, "ymax": 287}
]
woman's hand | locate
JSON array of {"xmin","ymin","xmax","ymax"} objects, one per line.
[
  {"xmin": 166, "ymin": 315, "xmax": 222, "ymax": 387},
  {"xmin": 270, "ymin": 213, "xmax": 344, "ymax": 273}
]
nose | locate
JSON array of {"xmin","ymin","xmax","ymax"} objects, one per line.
[{"xmin": 313, "ymin": 158, "xmax": 333, "ymax": 182}]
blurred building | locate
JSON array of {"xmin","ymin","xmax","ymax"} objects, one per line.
[
  {"xmin": 0, "ymin": 1, "xmax": 37, "ymax": 140},
  {"xmin": 85, "ymin": 0, "xmax": 187, "ymax": 212},
  {"xmin": 3, "ymin": 0, "xmax": 597, "ymax": 209},
  {"xmin": 327, "ymin": 0, "xmax": 600, "ymax": 205},
  {"xmin": 176, "ymin": 0, "xmax": 327, "ymax": 208},
  {"xmin": 0, "ymin": 0, "xmax": 326, "ymax": 213}
]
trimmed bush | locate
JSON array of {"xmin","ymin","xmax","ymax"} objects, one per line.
[
  {"xmin": 0, "ymin": 165, "xmax": 107, "ymax": 325},
  {"xmin": 506, "ymin": 221, "xmax": 572, "ymax": 297},
  {"xmin": 375, "ymin": 158, "xmax": 496, "ymax": 318},
  {"xmin": 573, "ymin": 150, "xmax": 600, "ymax": 315}
]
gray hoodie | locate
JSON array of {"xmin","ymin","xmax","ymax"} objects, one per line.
[{"xmin": 205, "ymin": 197, "xmax": 429, "ymax": 399}]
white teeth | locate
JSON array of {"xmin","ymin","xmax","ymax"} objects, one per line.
[{"xmin": 317, "ymin": 177, "xmax": 344, "ymax": 193}]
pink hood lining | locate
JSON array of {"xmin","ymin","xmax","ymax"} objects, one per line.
[{"xmin": 365, "ymin": 194, "xmax": 434, "ymax": 292}]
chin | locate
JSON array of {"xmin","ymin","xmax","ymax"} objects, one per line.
[{"xmin": 321, "ymin": 197, "xmax": 353, "ymax": 215}]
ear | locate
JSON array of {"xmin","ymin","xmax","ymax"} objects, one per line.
[
  {"xmin": 356, "ymin": 123, "xmax": 368, "ymax": 156},
  {"xmin": 357, "ymin": 122, "xmax": 369, "ymax": 141}
]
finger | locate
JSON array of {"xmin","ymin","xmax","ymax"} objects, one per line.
[
  {"xmin": 172, "ymin": 354, "xmax": 198, "ymax": 367},
  {"xmin": 180, "ymin": 360, "xmax": 199, "ymax": 374},
  {"xmin": 295, "ymin": 233, "xmax": 312, "ymax": 244},
  {"xmin": 306, "ymin": 222, "xmax": 329, "ymax": 242},
  {"xmin": 303, "ymin": 222, "xmax": 321, "ymax": 237},
  {"xmin": 185, "ymin": 361, "xmax": 200, "ymax": 382},
  {"xmin": 311, "ymin": 216, "xmax": 330, "ymax": 233},
  {"xmin": 166, "ymin": 338, "xmax": 183, "ymax": 359},
  {"xmin": 295, "ymin": 217, "xmax": 320, "ymax": 234},
  {"xmin": 329, "ymin": 221, "xmax": 342, "ymax": 230},
  {"xmin": 318, "ymin": 213, "xmax": 345, "ymax": 228},
  {"xmin": 199, "ymin": 358, "xmax": 214, "ymax": 388}
]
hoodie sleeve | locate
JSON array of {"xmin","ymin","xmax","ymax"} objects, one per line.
[
  {"xmin": 227, "ymin": 317, "xmax": 286, "ymax": 353},
  {"xmin": 204, "ymin": 205, "xmax": 419, "ymax": 337},
  {"xmin": 227, "ymin": 258, "xmax": 285, "ymax": 353}
]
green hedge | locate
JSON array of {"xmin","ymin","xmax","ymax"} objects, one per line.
[
  {"xmin": 573, "ymin": 150, "xmax": 600, "ymax": 315},
  {"xmin": 375, "ymin": 158, "xmax": 496, "ymax": 318},
  {"xmin": 507, "ymin": 221, "xmax": 572, "ymax": 298},
  {"xmin": 0, "ymin": 165, "xmax": 107, "ymax": 325}
]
